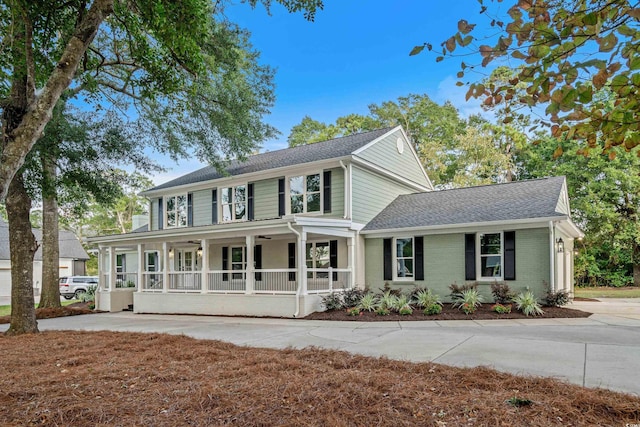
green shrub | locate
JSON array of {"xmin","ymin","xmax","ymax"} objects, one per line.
[
  {"xmin": 491, "ymin": 303, "xmax": 512, "ymax": 314},
  {"xmin": 490, "ymin": 282, "xmax": 514, "ymax": 304},
  {"xmin": 342, "ymin": 288, "xmax": 366, "ymax": 308},
  {"xmin": 414, "ymin": 289, "xmax": 442, "ymax": 309},
  {"xmin": 346, "ymin": 307, "xmax": 361, "ymax": 316},
  {"xmin": 452, "ymin": 289, "xmax": 483, "ymax": 314},
  {"xmin": 375, "ymin": 306, "xmax": 390, "ymax": 316},
  {"xmin": 378, "ymin": 291, "xmax": 398, "ymax": 311},
  {"xmin": 423, "ymin": 304, "xmax": 442, "ymax": 315},
  {"xmin": 408, "ymin": 286, "xmax": 429, "ymax": 301},
  {"xmin": 391, "ymin": 294, "xmax": 410, "ymax": 312},
  {"xmin": 321, "ymin": 292, "xmax": 343, "ymax": 311},
  {"xmin": 545, "ymin": 289, "xmax": 570, "ymax": 307},
  {"xmin": 399, "ymin": 305, "xmax": 413, "ymax": 315},
  {"xmin": 358, "ymin": 293, "xmax": 378, "ymax": 312},
  {"xmin": 380, "ymin": 282, "xmax": 402, "ymax": 297},
  {"xmin": 449, "ymin": 282, "xmax": 477, "ymax": 300},
  {"xmin": 513, "ymin": 291, "xmax": 544, "ymax": 316}
]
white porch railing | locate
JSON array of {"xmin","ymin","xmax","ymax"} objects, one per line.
[
  {"xmin": 141, "ymin": 272, "xmax": 163, "ymax": 292},
  {"xmin": 168, "ymin": 272, "xmax": 202, "ymax": 292},
  {"xmin": 115, "ymin": 273, "xmax": 138, "ymax": 289},
  {"xmin": 207, "ymin": 270, "xmax": 246, "ymax": 293},
  {"xmin": 307, "ymin": 268, "xmax": 351, "ymax": 294},
  {"xmin": 254, "ymin": 269, "xmax": 298, "ymax": 294}
]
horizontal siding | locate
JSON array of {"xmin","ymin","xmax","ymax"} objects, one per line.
[
  {"xmin": 328, "ymin": 167, "xmax": 344, "ymax": 218},
  {"xmin": 352, "ymin": 166, "xmax": 415, "ymax": 224},
  {"xmin": 356, "ymin": 128, "xmax": 430, "ymax": 187},
  {"xmin": 364, "ymin": 228, "xmax": 551, "ymax": 302},
  {"xmin": 150, "ymin": 198, "xmax": 159, "ymax": 231},
  {"xmin": 192, "ymin": 189, "xmax": 211, "ymax": 227},
  {"xmin": 253, "ymin": 178, "xmax": 279, "ymax": 220}
]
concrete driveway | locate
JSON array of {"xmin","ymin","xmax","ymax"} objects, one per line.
[{"xmin": 4, "ymin": 305, "xmax": 640, "ymax": 397}]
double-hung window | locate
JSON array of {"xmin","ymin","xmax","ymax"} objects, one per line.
[
  {"xmin": 231, "ymin": 247, "xmax": 246, "ymax": 279},
  {"xmin": 290, "ymin": 174, "xmax": 321, "ymax": 214},
  {"xmin": 221, "ymin": 185, "xmax": 246, "ymax": 222},
  {"xmin": 166, "ymin": 195, "xmax": 188, "ymax": 228},
  {"xmin": 395, "ymin": 237, "xmax": 414, "ymax": 280},
  {"xmin": 306, "ymin": 242, "xmax": 330, "ymax": 278},
  {"xmin": 478, "ymin": 232, "xmax": 503, "ymax": 279}
]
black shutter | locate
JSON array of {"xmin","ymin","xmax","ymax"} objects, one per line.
[
  {"xmin": 254, "ymin": 244, "xmax": 262, "ymax": 281},
  {"xmin": 415, "ymin": 236, "xmax": 424, "ymax": 281},
  {"xmin": 465, "ymin": 234, "xmax": 476, "ymax": 280},
  {"xmin": 187, "ymin": 193, "xmax": 193, "ymax": 226},
  {"xmin": 247, "ymin": 183, "xmax": 254, "ymax": 220},
  {"xmin": 278, "ymin": 178, "xmax": 286, "ymax": 217},
  {"xmin": 504, "ymin": 231, "xmax": 516, "ymax": 280},
  {"xmin": 288, "ymin": 242, "xmax": 296, "ymax": 281},
  {"xmin": 330, "ymin": 240, "xmax": 338, "ymax": 281},
  {"xmin": 323, "ymin": 170, "xmax": 332, "ymax": 213},
  {"xmin": 222, "ymin": 246, "xmax": 229, "ymax": 281},
  {"xmin": 383, "ymin": 238, "xmax": 392, "ymax": 281},
  {"xmin": 211, "ymin": 189, "xmax": 218, "ymax": 224},
  {"xmin": 158, "ymin": 197, "xmax": 163, "ymax": 230}
]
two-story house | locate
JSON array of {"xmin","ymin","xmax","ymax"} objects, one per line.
[{"xmin": 90, "ymin": 126, "xmax": 582, "ymax": 317}]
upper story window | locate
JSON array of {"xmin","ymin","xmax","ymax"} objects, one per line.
[
  {"xmin": 395, "ymin": 237, "xmax": 414, "ymax": 280},
  {"xmin": 290, "ymin": 173, "xmax": 321, "ymax": 214},
  {"xmin": 221, "ymin": 185, "xmax": 246, "ymax": 222},
  {"xmin": 478, "ymin": 232, "xmax": 502, "ymax": 279},
  {"xmin": 166, "ymin": 195, "xmax": 188, "ymax": 228}
]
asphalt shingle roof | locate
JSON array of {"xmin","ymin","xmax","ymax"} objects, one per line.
[
  {"xmin": 146, "ymin": 127, "xmax": 394, "ymax": 192},
  {"xmin": 0, "ymin": 220, "xmax": 89, "ymax": 260},
  {"xmin": 362, "ymin": 177, "xmax": 567, "ymax": 232}
]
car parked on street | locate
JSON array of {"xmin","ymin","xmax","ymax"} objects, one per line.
[{"xmin": 59, "ymin": 276, "xmax": 98, "ymax": 300}]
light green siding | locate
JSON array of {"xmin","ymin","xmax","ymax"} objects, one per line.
[
  {"xmin": 356, "ymin": 128, "xmax": 430, "ymax": 187},
  {"xmin": 150, "ymin": 198, "xmax": 159, "ymax": 231},
  {"xmin": 253, "ymin": 178, "xmax": 279, "ymax": 220},
  {"xmin": 364, "ymin": 228, "xmax": 551, "ymax": 302},
  {"xmin": 192, "ymin": 189, "xmax": 211, "ymax": 226},
  {"xmin": 327, "ymin": 167, "xmax": 344, "ymax": 218},
  {"xmin": 352, "ymin": 166, "xmax": 415, "ymax": 223}
]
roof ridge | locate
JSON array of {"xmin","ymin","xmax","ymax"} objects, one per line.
[{"xmin": 398, "ymin": 176, "xmax": 565, "ymax": 197}]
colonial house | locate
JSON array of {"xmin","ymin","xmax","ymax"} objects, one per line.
[
  {"xmin": 0, "ymin": 219, "xmax": 89, "ymax": 297},
  {"xmin": 90, "ymin": 126, "xmax": 582, "ymax": 317}
]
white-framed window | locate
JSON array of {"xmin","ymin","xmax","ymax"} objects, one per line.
[
  {"xmin": 221, "ymin": 185, "xmax": 246, "ymax": 222},
  {"xmin": 477, "ymin": 232, "xmax": 503, "ymax": 280},
  {"xmin": 176, "ymin": 249, "xmax": 195, "ymax": 272},
  {"xmin": 231, "ymin": 246, "xmax": 246, "ymax": 279},
  {"xmin": 289, "ymin": 173, "xmax": 321, "ymax": 214},
  {"xmin": 116, "ymin": 254, "xmax": 126, "ymax": 282},
  {"xmin": 394, "ymin": 237, "xmax": 414, "ymax": 280},
  {"xmin": 166, "ymin": 194, "xmax": 188, "ymax": 228},
  {"xmin": 306, "ymin": 241, "xmax": 330, "ymax": 279},
  {"xmin": 145, "ymin": 251, "xmax": 159, "ymax": 272}
]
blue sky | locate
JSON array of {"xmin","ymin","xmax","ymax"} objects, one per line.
[{"xmin": 153, "ymin": 0, "xmax": 507, "ymax": 184}]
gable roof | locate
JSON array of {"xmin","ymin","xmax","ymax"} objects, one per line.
[
  {"xmin": 362, "ymin": 177, "xmax": 569, "ymax": 232},
  {"xmin": 0, "ymin": 220, "xmax": 89, "ymax": 261},
  {"xmin": 145, "ymin": 127, "xmax": 395, "ymax": 193}
]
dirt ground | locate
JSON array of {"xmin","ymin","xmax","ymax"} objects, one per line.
[
  {"xmin": 0, "ymin": 331, "xmax": 638, "ymax": 426},
  {"xmin": 305, "ymin": 303, "xmax": 591, "ymax": 321},
  {"xmin": 0, "ymin": 304, "xmax": 94, "ymax": 325}
]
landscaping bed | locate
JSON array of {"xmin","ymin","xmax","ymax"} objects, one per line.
[
  {"xmin": 305, "ymin": 303, "xmax": 591, "ymax": 321},
  {"xmin": 1, "ymin": 330, "xmax": 638, "ymax": 426},
  {"xmin": 0, "ymin": 303, "xmax": 94, "ymax": 325}
]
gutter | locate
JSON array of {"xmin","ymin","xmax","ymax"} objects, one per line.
[
  {"xmin": 287, "ymin": 222, "xmax": 302, "ymax": 318},
  {"xmin": 549, "ymin": 221, "xmax": 556, "ymax": 293}
]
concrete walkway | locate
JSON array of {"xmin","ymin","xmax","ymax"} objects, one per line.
[{"xmin": 4, "ymin": 305, "xmax": 640, "ymax": 397}]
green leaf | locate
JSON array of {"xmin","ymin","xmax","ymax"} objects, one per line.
[
  {"xmin": 409, "ymin": 45, "xmax": 425, "ymax": 56},
  {"xmin": 583, "ymin": 12, "xmax": 598, "ymax": 25},
  {"xmin": 436, "ymin": 56, "xmax": 444, "ymax": 62},
  {"xmin": 597, "ymin": 33, "xmax": 618, "ymax": 53}
]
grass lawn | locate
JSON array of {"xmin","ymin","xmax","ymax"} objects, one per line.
[
  {"xmin": 0, "ymin": 331, "xmax": 638, "ymax": 426},
  {"xmin": 575, "ymin": 286, "xmax": 640, "ymax": 299},
  {"xmin": 0, "ymin": 299, "xmax": 78, "ymax": 316}
]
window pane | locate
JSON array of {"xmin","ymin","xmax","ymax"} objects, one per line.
[
  {"xmin": 221, "ymin": 188, "xmax": 232, "ymax": 204},
  {"xmin": 481, "ymin": 233, "xmax": 501, "ymax": 255},
  {"xmin": 232, "ymin": 248, "xmax": 244, "ymax": 263},
  {"xmin": 290, "ymin": 176, "xmax": 304, "ymax": 195},
  {"xmin": 166, "ymin": 196, "xmax": 175, "ymax": 212},
  {"xmin": 167, "ymin": 211, "xmax": 176, "ymax": 227},
  {"xmin": 481, "ymin": 255, "xmax": 502, "ymax": 277},
  {"xmin": 222, "ymin": 205, "xmax": 232, "ymax": 222},
  {"xmin": 307, "ymin": 193, "xmax": 320, "ymax": 212},
  {"xmin": 307, "ymin": 174, "xmax": 320, "ymax": 192},
  {"xmin": 235, "ymin": 202, "xmax": 246, "ymax": 220},
  {"xmin": 291, "ymin": 195, "xmax": 304, "ymax": 213},
  {"xmin": 397, "ymin": 259, "xmax": 413, "ymax": 277},
  {"xmin": 235, "ymin": 185, "xmax": 246, "ymax": 202},
  {"xmin": 306, "ymin": 243, "xmax": 312, "ymax": 262},
  {"xmin": 177, "ymin": 195, "xmax": 186, "ymax": 208},
  {"xmin": 315, "ymin": 243, "xmax": 330, "ymax": 263},
  {"xmin": 396, "ymin": 238, "xmax": 413, "ymax": 257}
]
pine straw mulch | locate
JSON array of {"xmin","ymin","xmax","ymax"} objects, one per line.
[
  {"xmin": 0, "ymin": 304, "xmax": 95, "ymax": 325},
  {"xmin": 0, "ymin": 331, "xmax": 638, "ymax": 427},
  {"xmin": 305, "ymin": 303, "xmax": 592, "ymax": 321}
]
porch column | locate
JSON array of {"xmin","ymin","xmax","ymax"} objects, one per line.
[
  {"xmin": 162, "ymin": 242, "xmax": 169, "ymax": 293},
  {"xmin": 299, "ymin": 231, "xmax": 308, "ymax": 295},
  {"xmin": 201, "ymin": 239, "xmax": 209, "ymax": 294},
  {"xmin": 137, "ymin": 244, "xmax": 144, "ymax": 293},
  {"xmin": 108, "ymin": 246, "xmax": 116, "ymax": 291},
  {"xmin": 245, "ymin": 235, "xmax": 255, "ymax": 294},
  {"xmin": 348, "ymin": 236, "xmax": 356, "ymax": 289}
]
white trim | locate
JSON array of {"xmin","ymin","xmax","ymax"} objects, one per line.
[
  {"xmin": 302, "ymin": 226, "xmax": 355, "ymax": 238},
  {"xmin": 350, "ymin": 157, "xmax": 432, "ymax": 192},
  {"xmin": 286, "ymin": 172, "xmax": 323, "ymax": 215},
  {"xmin": 219, "ymin": 183, "xmax": 248, "ymax": 223},
  {"xmin": 293, "ymin": 216, "xmax": 353, "ymax": 227},
  {"xmin": 476, "ymin": 231, "xmax": 504, "ymax": 282},
  {"xmin": 351, "ymin": 126, "xmax": 401, "ymax": 155},
  {"xmin": 361, "ymin": 216, "xmax": 571, "ymax": 237},
  {"xmin": 393, "ymin": 236, "xmax": 415, "ymax": 281},
  {"xmin": 164, "ymin": 193, "xmax": 189, "ymax": 229}
]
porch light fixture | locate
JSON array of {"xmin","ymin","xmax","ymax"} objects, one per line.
[
  {"xmin": 556, "ymin": 238, "xmax": 564, "ymax": 253},
  {"xmin": 197, "ymin": 247, "xmax": 203, "ymax": 257},
  {"xmin": 169, "ymin": 249, "xmax": 174, "ymax": 258}
]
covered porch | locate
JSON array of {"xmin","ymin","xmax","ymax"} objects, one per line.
[{"xmin": 95, "ymin": 219, "xmax": 357, "ymax": 317}]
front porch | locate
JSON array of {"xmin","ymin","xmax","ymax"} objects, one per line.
[{"xmin": 95, "ymin": 220, "xmax": 357, "ymax": 317}]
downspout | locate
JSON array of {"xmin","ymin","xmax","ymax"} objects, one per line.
[
  {"xmin": 339, "ymin": 160, "xmax": 349, "ymax": 219},
  {"xmin": 549, "ymin": 221, "xmax": 556, "ymax": 293},
  {"xmin": 287, "ymin": 222, "xmax": 302, "ymax": 317}
]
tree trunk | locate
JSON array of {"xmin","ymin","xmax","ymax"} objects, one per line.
[
  {"xmin": 38, "ymin": 153, "xmax": 61, "ymax": 308},
  {"xmin": 0, "ymin": 0, "xmax": 114, "ymax": 202},
  {"xmin": 5, "ymin": 173, "xmax": 39, "ymax": 335}
]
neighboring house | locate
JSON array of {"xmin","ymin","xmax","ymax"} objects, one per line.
[
  {"xmin": 0, "ymin": 220, "xmax": 90, "ymax": 297},
  {"xmin": 90, "ymin": 126, "xmax": 582, "ymax": 316}
]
